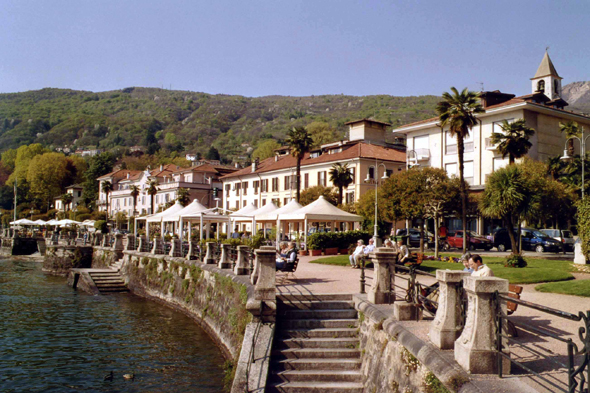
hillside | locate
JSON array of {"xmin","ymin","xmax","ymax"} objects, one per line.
[
  {"xmin": 562, "ymin": 81, "xmax": 590, "ymax": 114},
  {"xmin": 0, "ymin": 88, "xmax": 440, "ymax": 162}
]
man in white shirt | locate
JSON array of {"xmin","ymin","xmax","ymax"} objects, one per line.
[
  {"xmin": 349, "ymin": 240, "xmax": 365, "ymax": 268},
  {"xmin": 469, "ymin": 254, "xmax": 494, "ymax": 277},
  {"xmin": 363, "ymin": 239, "xmax": 375, "ymax": 256}
]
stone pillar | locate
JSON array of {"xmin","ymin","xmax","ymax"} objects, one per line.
[
  {"xmin": 455, "ymin": 276, "xmax": 510, "ymax": 374},
  {"xmin": 136, "ymin": 236, "xmax": 146, "ymax": 252},
  {"xmin": 246, "ymin": 249, "xmax": 277, "ymax": 321},
  {"xmin": 429, "ymin": 270, "xmax": 471, "ymax": 349},
  {"xmin": 113, "ymin": 233, "xmax": 124, "ymax": 251},
  {"xmin": 250, "ymin": 246, "xmax": 274, "ymax": 284},
  {"xmin": 219, "ymin": 243, "xmax": 231, "ymax": 268},
  {"xmin": 151, "ymin": 238, "xmax": 164, "ymax": 255},
  {"xmin": 574, "ymin": 238, "xmax": 588, "ymax": 265},
  {"xmin": 169, "ymin": 238, "xmax": 181, "ymax": 257},
  {"xmin": 368, "ymin": 248, "xmax": 397, "ymax": 304},
  {"xmin": 101, "ymin": 234, "xmax": 108, "ymax": 247},
  {"xmin": 235, "ymin": 245, "xmax": 250, "ymax": 275},
  {"xmin": 186, "ymin": 240, "xmax": 198, "ymax": 260},
  {"xmin": 204, "ymin": 242, "xmax": 216, "ymax": 264}
]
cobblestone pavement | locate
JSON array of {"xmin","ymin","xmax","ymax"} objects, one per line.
[{"xmin": 278, "ymin": 254, "xmax": 590, "ymax": 393}]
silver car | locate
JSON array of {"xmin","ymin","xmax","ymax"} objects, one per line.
[{"xmin": 540, "ymin": 229, "xmax": 574, "ymax": 252}]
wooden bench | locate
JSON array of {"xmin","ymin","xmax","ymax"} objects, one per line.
[
  {"xmin": 506, "ymin": 284, "xmax": 523, "ymax": 337},
  {"xmin": 276, "ymin": 257, "xmax": 299, "ymax": 283}
]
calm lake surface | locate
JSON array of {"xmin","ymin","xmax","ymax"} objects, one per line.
[{"xmin": 0, "ymin": 259, "xmax": 226, "ymax": 393}]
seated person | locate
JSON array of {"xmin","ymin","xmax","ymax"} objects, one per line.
[
  {"xmin": 349, "ymin": 240, "xmax": 365, "ymax": 269},
  {"xmin": 363, "ymin": 239, "xmax": 376, "ymax": 256},
  {"xmin": 278, "ymin": 242, "xmax": 288, "ymax": 258},
  {"xmin": 469, "ymin": 254, "xmax": 494, "ymax": 277},
  {"xmin": 276, "ymin": 242, "xmax": 297, "ymax": 270},
  {"xmin": 397, "ymin": 240, "xmax": 410, "ymax": 264},
  {"xmin": 461, "ymin": 252, "xmax": 473, "ymax": 273}
]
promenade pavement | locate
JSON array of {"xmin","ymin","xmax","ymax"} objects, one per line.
[{"xmin": 277, "ymin": 254, "xmax": 590, "ymax": 393}]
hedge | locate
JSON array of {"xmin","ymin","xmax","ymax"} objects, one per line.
[{"xmin": 307, "ymin": 230, "xmax": 372, "ymax": 250}]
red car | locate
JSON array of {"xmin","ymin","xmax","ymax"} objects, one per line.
[{"xmin": 446, "ymin": 230, "xmax": 493, "ymax": 251}]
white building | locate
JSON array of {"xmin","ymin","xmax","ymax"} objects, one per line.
[
  {"xmin": 54, "ymin": 184, "xmax": 84, "ymax": 212},
  {"xmin": 393, "ymin": 52, "xmax": 590, "ymax": 234}
]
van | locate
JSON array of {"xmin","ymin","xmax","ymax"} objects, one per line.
[{"xmin": 540, "ymin": 229, "xmax": 574, "ymax": 252}]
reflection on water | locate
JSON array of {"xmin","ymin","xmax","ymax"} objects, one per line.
[{"xmin": 0, "ymin": 260, "xmax": 225, "ymax": 393}]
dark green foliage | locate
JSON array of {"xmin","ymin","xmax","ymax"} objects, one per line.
[
  {"xmin": 504, "ymin": 253, "xmax": 528, "ymax": 268},
  {"xmin": 577, "ymin": 198, "xmax": 590, "ymax": 260},
  {"xmin": 0, "ymin": 87, "xmax": 440, "ymax": 163},
  {"xmin": 307, "ymin": 230, "xmax": 372, "ymax": 250},
  {"xmin": 94, "ymin": 220, "xmax": 108, "ymax": 233},
  {"xmin": 82, "ymin": 152, "xmax": 115, "ymax": 208}
]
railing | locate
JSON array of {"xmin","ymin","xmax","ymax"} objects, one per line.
[
  {"xmin": 394, "ymin": 264, "xmax": 438, "ymax": 314},
  {"xmin": 493, "ymin": 292, "xmax": 590, "ymax": 393}
]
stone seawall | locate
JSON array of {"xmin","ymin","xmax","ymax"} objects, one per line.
[
  {"xmin": 91, "ymin": 248, "xmax": 253, "ymax": 368},
  {"xmin": 43, "ymin": 246, "xmax": 93, "ymax": 276}
]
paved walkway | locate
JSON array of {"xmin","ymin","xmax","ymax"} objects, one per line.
[{"xmin": 278, "ymin": 254, "xmax": 590, "ymax": 393}]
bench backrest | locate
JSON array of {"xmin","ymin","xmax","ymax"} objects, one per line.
[{"xmin": 507, "ymin": 284, "xmax": 523, "ymax": 315}]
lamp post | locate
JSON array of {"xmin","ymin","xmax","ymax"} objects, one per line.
[
  {"xmin": 364, "ymin": 159, "xmax": 389, "ymax": 246},
  {"xmin": 406, "ymin": 150, "xmax": 421, "ymax": 170},
  {"xmin": 562, "ymin": 127, "xmax": 589, "ymax": 199}
]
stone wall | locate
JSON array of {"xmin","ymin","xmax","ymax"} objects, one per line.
[
  {"xmin": 355, "ymin": 296, "xmax": 473, "ymax": 393},
  {"xmin": 92, "ymin": 247, "xmax": 122, "ymax": 268},
  {"xmin": 121, "ymin": 251, "xmax": 253, "ymax": 364},
  {"xmin": 43, "ymin": 246, "xmax": 93, "ymax": 276}
]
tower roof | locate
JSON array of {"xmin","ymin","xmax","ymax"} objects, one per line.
[{"xmin": 532, "ymin": 51, "xmax": 562, "ymax": 80}]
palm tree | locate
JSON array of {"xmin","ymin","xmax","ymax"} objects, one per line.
[
  {"xmin": 61, "ymin": 193, "xmax": 73, "ymax": 213},
  {"xmin": 177, "ymin": 187, "xmax": 190, "ymax": 206},
  {"xmin": 147, "ymin": 180, "xmax": 159, "ymax": 214},
  {"xmin": 480, "ymin": 165, "xmax": 537, "ymax": 255},
  {"xmin": 101, "ymin": 181, "xmax": 113, "ymax": 220},
  {"xmin": 285, "ymin": 127, "xmax": 314, "ymax": 202},
  {"xmin": 491, "ymin": 119, "xmax": 535, "ymax": 165},
  {"xmin": 329, "ymin": 163, "xmax": 354, "ymax": 205},
  {"xmin": 130, "ymin": 185, "xmax": 140, "ymax": 216},
  {"xmin": 560, "ymin": 120, "xmax": 580, "ymax": 156},
  {"xmin": 547, "ymin": 155, "xmax": 564, "ymax": 180},
  {"xmin": 437, "ymin": 87, "xmax": 483, "ymax": 252}
]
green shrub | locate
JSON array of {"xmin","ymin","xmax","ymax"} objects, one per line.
[
  {"xmin": 306, "ymin": 230, "xmax": 372, "ymax": 250},
  {"xmin": 577, "ymin": 198, "xmax": 590, "ymax": 260},
  {"xmin": 94, "ymin": 220, "xmax": 108, "ymax": 233},
  {"xmin": 504, "ymin": 253, "xmax": 527, "ymax": 268}
]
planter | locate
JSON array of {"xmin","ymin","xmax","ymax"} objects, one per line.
[
  {"xmin": 339, "ymin": 249, "xmax": 350, "ymax": 255},
  {"xmin": 324, "ymin": 247, "xmax": 338, "ymax": 255},
  {"xmin": 309, "ymin": 249, "xmax": 322, "ymax": 256},
  {"xmin": 299, "ymin": 250, "xmax": 308, "ymax": 256}
]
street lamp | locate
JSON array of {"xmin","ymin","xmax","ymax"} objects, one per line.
[
  {"xmin": 364, "ymin": 159, "xmax": 389, "ymax": 246},
  {"xmin": 561, "ymin": 126, "xmax": 589, "ymax": 199},
  {"xmin": 406, "ymin": 150, "xmax": 421, "ymax": 169}
]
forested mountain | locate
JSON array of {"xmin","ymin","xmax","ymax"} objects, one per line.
[{"xmin": 0, "ymin": 87, "xmax": 440, "ymax": 162}]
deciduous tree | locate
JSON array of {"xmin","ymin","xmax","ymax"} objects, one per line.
[{"xmin": 252, "ymin": 139, "xmax": 281, "ymax": 161}]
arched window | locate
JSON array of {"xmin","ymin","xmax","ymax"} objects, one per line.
[
  {"xmin": 554, "ymin": 80, "xmax": 559, "ymax": 95},
  {"xmin": 368, "ymin": 166, "xmax": 375, "ymax": 180},
  {"xmin": 537, "ymin": 80, "xmax": 545, "ymax": 93}
]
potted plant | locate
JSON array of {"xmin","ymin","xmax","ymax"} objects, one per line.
[
  {"xmin": 294, "ymin": 234, "xmax": 308, "ymax": 256},
  {"xmin": 307, "ymin": 233, "xmax": 323, "ymax": 256}
]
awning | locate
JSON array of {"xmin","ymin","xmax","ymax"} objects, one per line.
[
  {"xmin": 256, "ymin": 199, "xmax": 303, "ymax": 221},
  {"xmin": 145, "ymin": 201, "xmax": 185, "ymax": 223},
  {"xmin": 163, "ymin": 199, "xmax": 209, "ymax": 222},
  {"xmin": 280, "ymin": 196, "xmax": 363, "ymax": 222}
]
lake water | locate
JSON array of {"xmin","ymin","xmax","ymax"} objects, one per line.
[{"xmin": 0, "ymin": 259, "xmax": 226, "ymax": 393}]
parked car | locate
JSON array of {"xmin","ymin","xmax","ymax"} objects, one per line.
[
  {"xmin": 446, "ymin": 230, "xmax": 493, "ymax": 251},
  {"xmin": 396, "ymin": 228, "xmax": 434, "ymax": 248},
  {"xmin": 492, "ymin": 227, "xmax": 562, "ymax": 252},
  {"xmin": 540, "ymin": 229, "xmax": 574, "ymax": 252}
]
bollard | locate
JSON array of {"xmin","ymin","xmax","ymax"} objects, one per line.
[
  {"xmin": 429, "ymin": 270, "xmax": 471, "ymax": 349},
  {"xmin": 234, "ymin": 245, "xmax": 250, "ymax": 275},
  {"xmin": 246, "ymin": 248, "xmax": 277, "ymax": 321},
  {"xmin": 454, "ymin": 276, "xmax": 510, "ymax": 374},
  {"xmin": 169, "ymin": 238, "xmax": 181, "ymax": 257},
  {"xmin": 218, "ymin": 243, "xmax": 231, "ymax": 268},
  {"xmin": 204, "ymin": 242, "xmax": 216, "ymax": 264},
  {"xmin": 368, "ymin": 248, "xmax": 397, "ymax": 304},
  {"xmin": 151, "ymin": 238, "xmax": 164, "ymax": 255},
  {"xmin": 186, "ymin": 240, "xmax": 199, "ymax": 260},
  {"xmin": 113, "ymin": 233, "xmax": 124, "ymax": 251}
]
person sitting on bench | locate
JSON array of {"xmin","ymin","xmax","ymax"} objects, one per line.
[
  {"xmin": 397, "ymin": 240, "xmax": 410, "ymax": 264},
  {"xmin": 276, "ymin": 242, "xmax": 297, "ymax": 270},
  {"xmin": 469, "ymin": 254, "xmax": 494, "ymax": 277}
]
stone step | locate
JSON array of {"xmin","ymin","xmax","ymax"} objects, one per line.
[
  {"xmin": 278, "ymin": 300, "xmax": 355, "ymax": 311},
  {"xmin": 267, "ymin": 381, "xmax": 363, "ymax": 393},
  {"xmin": 278, "ymin": 338, "xmax": 359, "ymax": 349},
  {"xmin": 274, "ymin": 359, "xmax": 362, "ymax": 371},
  {"xmin": 271, "ymin": 370, "xmax": 363, "ymax": 383},
  {"xmin": 277, "ymin": 293, "xmax": 353, "ymax": 302},
  {"xmin": 280, "ymin": 328, "xmax": 359, "ymax": 339},
  {"xmin": 279, "ymin": 319, "xmax": 358, "ymax": 329},
  {"xmin": 281, "ymin": 309, "xmax": 358, "ymax": 320},
  {"xmin": 95, "ymin": 284, "xmax": 127, "ymax": 289},
  {"xmin": 91, "ymin": 278, "xmax": 124, "ymax": 283},
  {"xmin": 273, "ymin": 348, "xmax": 360, "ymax": 360},
  {"xmin": 89, "ymin": 273, "xmax": 121, "ymax": 278},
  {"xmin": 99, "ymin": 288, "xmax": 129, "ymax": 293}
]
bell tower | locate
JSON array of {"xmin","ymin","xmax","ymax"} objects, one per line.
[{"xmin": 531, "ymin": 51, "xmax": 562, "ymax": 100}]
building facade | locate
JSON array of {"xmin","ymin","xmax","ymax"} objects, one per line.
[
  {"xmin": 54, "ymin": 184, "xmax": 84, "ymax": 212},
  {"xmin": 97, "ymin": 162, "xmax": 236, "ymax": 218},
  {"xmin": 220, "ymin": 120, "xmax": 407, "ymax": 216},
  {"xmin": 393, "ymin": 52, "xmax": 590, "ymax": 235}
]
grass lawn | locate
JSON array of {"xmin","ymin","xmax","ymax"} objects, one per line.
[
  {"xmin": 311, "ymin": 254, "xmax": 575, "ymax": 285},
  {"xmin": 535, "ymin": 280, "xmax": 590, "ymax": 297}
]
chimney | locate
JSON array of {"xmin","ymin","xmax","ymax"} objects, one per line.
[
  {"xmin": 275, "ymin": 155, "xmax": 279, "ymax": 162},
  {"xmin": 251, "ymin": 158, "xmax": 259, "ymax": 173},
  {"xmin": 127, "ymin": 173, "xmax": 130, "ymax": 179},
  {"xmin": 160, "ymin": 164, "xmax": 163, "ymax": 171},
  {"xmin": 235, "ymin": 162, "xmax": 240, "ymax": 168}
]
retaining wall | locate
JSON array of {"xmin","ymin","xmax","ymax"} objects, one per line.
[{"xmin": 43, "ymin": 245, "xmax": 93, "ymax": 276}]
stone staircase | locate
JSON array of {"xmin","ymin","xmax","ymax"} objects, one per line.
[
  {"xmin": 88, "ymin": 270, "xmax": 128, "ymax": 293},
  {"xmin": 111, "ymin": 259, "xmax": 124, "ymax": 272},
  {"xmin": 268, "ymin": 293, "xmax": 363, "ymax": 393}
]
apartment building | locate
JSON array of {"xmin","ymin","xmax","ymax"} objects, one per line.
[
  {"xmin": 393, "ymin": 52, "xmax": 590, "ymax": 234},
  {"xmin": 54, "ymin": 184, "xmax": 84, "ymax": 212},
  {"xmin": 220, "ymin": 119, "xmax": 406, "ymax": 213},
  {"xmin": 97, "ymin": 162, "xmax": 236, "ymax": 217}
]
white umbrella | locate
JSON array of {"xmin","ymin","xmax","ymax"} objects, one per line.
[
  {"xmin": 33, "ymin": 219, "xmax": 47, "ymax": 225},
  {"xmin": 57, "ymin": 219, "xmax": 81, "ymax": 226},
  {"xmin": 10, "ymin": 219, "xmax": 36, "ymax": 225},
  {"xmin": 46, "ymin": 219, "xmax": 60, "ymax": 225},
  {"xmin": 81, "ymin": 220, "xmax": 96, "ymax": 227}
]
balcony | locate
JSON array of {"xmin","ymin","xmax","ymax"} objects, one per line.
[{"xmin": 485, "ymin": 138, "xmax": 500, "ymax": 151}]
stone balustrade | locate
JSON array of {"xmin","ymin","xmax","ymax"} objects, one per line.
[
  {"xmin": 368, "ymin": 247, "xmax": 397, "ymax": 304},
  {"xmin": 204, "ymin": 242, "xmax": 216, "ymax": 264},
  {"xmin": 234, "ymin": 245, "xmax": 250, "ymax": 275},
  {"xmin": 218, "ymin": 243, "xmax": 231, "ymax": 269}
]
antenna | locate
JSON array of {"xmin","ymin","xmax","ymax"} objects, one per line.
[
  {"xmin": 546, "ymin": 45, "xmax": 550, "ymax": 52},
  {"xmin": 477, "ymin": 82, "xmax": 484, "ymax": 92}
]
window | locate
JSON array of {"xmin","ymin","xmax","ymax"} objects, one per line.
[
  {"xmin": 272, "ymin": 198, "xmax": 280, "ymax": 206},
  {"xmin": 537, "ymin": 79, "xmax": 545, "ymax": 93},
  {"xmin": 349, "ymin": 167, "xmax": 355, "ymax": 184},
  {"xmin": 242, "ymin": 181, "xmax": 248, "ymax": 196},
  {"xmin": 142, "ymin": 196, "xmax": 145, "ymax": 204},
  {"xmin": 165, "ymin": 193, "xmax": 170, "ymax": 202},
  {"xmin": 284, "ymin": 175, "xmax": 291, "ymax": 190},
  {"xmin": 368, "ymin": 166, "xmax": 375, "ymax": 180},
  {"xmin": 272, "ymin": 177, "xmax": 279, "ymax": 192},
  {"xmin": 235, "ymin": 201, "xmax": 240, "ymax": 209},
  {"xmin": 345, "ymin": 192, "xmax": 355, "ymax": 204},
  {"xmin": 124, "ymin": 198, "xmax": 127, "ymax": 207},
  {"xmin": 156, "ymin": 195, "xmax": 159, "ymax": 203},
  {"xmin": 78, "ymin": 191, "xmax": 81, "ymax": 197},
  {"xmin": 261, "ymin": 199, "xmax": 266, "ymax": 206},
  {"xmin": 226, "ymin": 201, "xmax": 229, "ymax": 210},
  {"xmin": 253, "ymin": 180, "xmax": 259, "ymax": 195},
  {"xmin": 225, "ymin": 184, "xmax": 230, "ymax": 194},
  {"xmin": 446, "ymin": 131, "xmax": 473, "ymax": 154},
  {"xmin": 554, "ymin": 79, "xmax": 559, "ymax": 95},
  {"xmin": 414, "ymin": 135, "xmax": 429, "ymax": 152},
  {"xmin": 304, "ymin": 173, "xmax": 309, "ymax": 189},
  {"xmin": 284, "ymin": 198, "xmax": 289, "ymax": 206},
  {"xmin": 445, "ymin": 163, "xmax": 457, "ymax": 177},
  {"xmin": 310, "ymin": 151, "xmax": 321, "ymax": 158},
  {"xmin": 243, "ymin": 201, "xmax": 247, "ymax": 208},
  {"xmin": 492, "ymin": 119, "xmax": 514, "ymax": 135},
  {"xmin": 386, "ymin": 169, "xmax": 393, "ymax": 177},
  {"xmin": 318, "ymin": 171, "xmax": 327, "ymax": 187},
  {"xmin": 493, "ymin": 157, "xmax": 509, "ymax": 171},
  {"xmin": 464, "ymin": 161, "xmax": 474, "ymax": 185}
]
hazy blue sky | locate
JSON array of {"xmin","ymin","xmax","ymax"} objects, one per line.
[{"xmin": 1, "ymin": 0, "xmax": 588, "ymax": 97}]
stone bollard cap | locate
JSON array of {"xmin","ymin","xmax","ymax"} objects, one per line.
[
  {"xmin": 260, "ymin": 246, "xmax": 276, "ymax": 250},
  {"xmin": 374, "ymin": 247, "xmax": 396, "ymax": 253},
  {"xmin": 436, "ymin": 269, "xmax": 471, "ymax": 282},
  {"xmin": 237, "ymin": 245, "xmax": 249, "ymax": 249},
  {"xmin": 255, "ymin": 249, "xmax": 277, "ymax": 255},
  {"xmin": 463, "ymin": 276, "xmax": 509, "ymax": 293}
]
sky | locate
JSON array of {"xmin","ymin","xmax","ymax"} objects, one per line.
[{"xmin": 1, "ymin": 0, "xmax": 589, "ymax": 98}]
